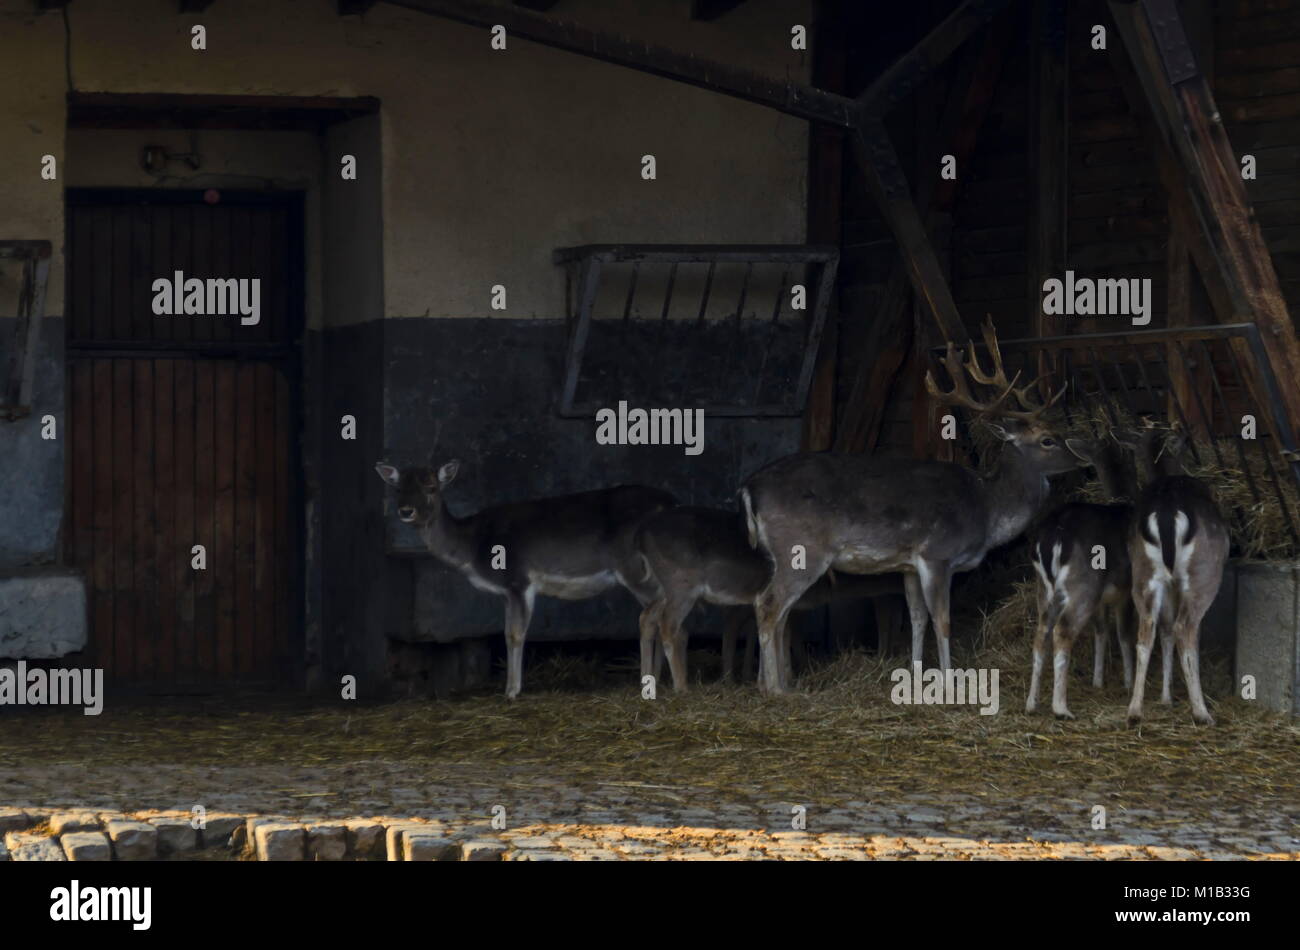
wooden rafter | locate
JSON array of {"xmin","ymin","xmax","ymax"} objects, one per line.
[
  {"xmin": 857, "ymin": 0, "xmax": 1010, "ymax": 116},
  {"xmin": 1109, "ymin": 0, "xmax": 1300, "ymax": 431},
  {"xmin": 382, "ymin": 0, "xmax": 857, "ymax": 128}
]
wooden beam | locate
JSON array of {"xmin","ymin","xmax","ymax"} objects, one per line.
[
  {"xmin": 1164, "ymin": 0, "xmax": 1213, "ymax": 435},
  {"xmin": 802, "ymin": 0, "xmax": 848, "ymax": 453},
  {"xmin": 690, "ymin": 0, "xmax": 747, "ymax": 21},
  {"xmin": 1109, "ymin": 0, "xmax": 1300, "ymax": 430},
  {"xmin": 857, "ymin": 0, "xmax": 1011, "ymax": 116},
  {"xmin": 849, "ymin": 118, "xmax": 967, "ymax": 346},
  {"xmin": 1027, "ymin": 0, "xmax": 1067, "ymax": 345},
  {"xmin": 834, "ymin": 24, "xmax": 1008, "ymax": 454},
  {"xmin": 381, "ymin": 0, "xmax": 857, "ymax": 128}
]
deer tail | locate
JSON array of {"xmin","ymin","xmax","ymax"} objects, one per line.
[{"xmin": 741, "ymin": 487, "xmax": 759, "ymax": 549}]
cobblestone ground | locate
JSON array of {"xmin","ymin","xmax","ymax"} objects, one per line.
[{"xmin": 2, "ymin": 763, "xmax": 1297, "ymax": 860}]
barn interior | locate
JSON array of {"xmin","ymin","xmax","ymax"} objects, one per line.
[
  {"xmin": 1, "ymin": 0, "xmax": 1299, "ymax": 715},
  {"xmin": 2, "ymin": 0, "xmax": 1299, "ymax": 866}
]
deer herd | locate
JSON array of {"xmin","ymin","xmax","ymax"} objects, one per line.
[{"xmin": 376, "ymin": 320, "xmax": 1229, "ymax": 726}]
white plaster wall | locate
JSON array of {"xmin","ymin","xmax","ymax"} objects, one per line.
[{"xmin": 0, "ymin": 0, "xmax": 810, "ymax": 322}]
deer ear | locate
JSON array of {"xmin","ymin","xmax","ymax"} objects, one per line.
[
  {"xmin": 1064, "ymin": 438, "xmax": 1096, "ymax": 464},
  {"xmin": 375, "ymin": 463, "xmax": 401, "ymax": 487},
  {"xmin": 985, "ymin": 421, "xmax": 1015, "ymax": 442},
  {"xmin": 437, "ymin": 459, "xmax": 461, "ymax": 487}
]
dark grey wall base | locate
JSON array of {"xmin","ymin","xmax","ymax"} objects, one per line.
[{"xmin": 379, "ymin": 317, "xmax": 801, "ymax": 645}]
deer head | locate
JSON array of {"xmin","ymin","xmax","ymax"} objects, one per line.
[
  {"xmin": 375, "ymin": 457, "xmax": 461, "ymax": 526},
  {"xmin": 1112, "ymin": 415, "xmax": 1189, "ymax": 481},
  {"xmin": 925, "ymin": 317, "xmax": 1075, "ymax": 476}
]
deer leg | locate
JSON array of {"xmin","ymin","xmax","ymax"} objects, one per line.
[
  {"xmin": 755, "ymin": 569, "xmax": 819, "ymax": 695},
  {"xmin": 1026, "ymin": 582, "xmax": 1058, "ymax": 714},
  {"xmin": 657, "ymin": 597, "xmax": 694, "ymax": 693},
  {"xmin": 1158, "ymin": 625, "xmax": 1175, "ymax": 705},
  {"xmin": 1174, "ymin": 603, "xmax": 1215, "ymax": 726},
  {"xmin": 1126, "ymin": 583, "xmax": 1161, "ymax": 725},
  {"xmin": 503, "ymin": 588, "xmax": 534, "ymax": 701},
  {"xmin": 1051, "ymin": 613, "xmax": 1083, "ymax": 720},
  {"xmin": 1092, "ymin": 611, "xmax": 1107, "ymax": 688},
  {"xmin": 638, "ymin": 602, "xmax": 661, "ymax": 683},
  {"xmin": 903, "ymin": 573, "xmax": 930, "ymax": 667},
  {"xmin": 917, "ymin": 560, "xmax": 954, "ymax": 672},
  {"xmin": 1117, "ymin": 601, "xmax": 1135, "ymax": 690}
]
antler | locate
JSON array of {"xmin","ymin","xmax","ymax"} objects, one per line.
[
  {"xmin": 924, "ymin": 338, "xmax": 1017, "ymax": 417},
  {"xmin": 965, "ymin": 317, "xmax": 1065, "ymax": 423},
  {"xmin": 926, "ymin": 317, "xmax": 1066, "ymax": 422}
]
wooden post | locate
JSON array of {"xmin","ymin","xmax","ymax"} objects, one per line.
[
  {"xmin": 1027, "ymin": 0, "xmax": 1067, "ymax": 364},
  {"xmin": 1164, "ymin": 0, "xmax": 1213, "ymax": 435},
  {"xmin": 1109, "ymin": 0, "xmax": 1300, "ymax": 431},
  {"xmin": 802, "ymin": 0, "xmax": 847, "ymax": 452}
]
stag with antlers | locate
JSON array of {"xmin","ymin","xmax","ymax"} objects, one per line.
[{"xmin": 740, "ymin": 319, "xmax": 1077, "ymax": 693}]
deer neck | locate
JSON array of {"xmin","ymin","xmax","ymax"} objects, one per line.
[
  {"xmin": 982, "ymin": 445, "xmax": 1053, "ymax": 550},
  {"xmin": 419, "ymin": 499, "xmax": 479, "ymax": 572}
]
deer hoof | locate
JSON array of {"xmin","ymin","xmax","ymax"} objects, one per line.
[
  {"xmin": 1193, "ymin": 711, "xmax": 1216, "ymax": 726},
  {"xmin": 1157, "ymin": 696, "xmax": 1172, "ymax": 706},
  {"xmin": 1126, "ymin": 712, "xmax": 1143, "ymax": 728},
  {"xmin": 1053, "ymin": 708, "xmax": 1075, "ymax": 721}
]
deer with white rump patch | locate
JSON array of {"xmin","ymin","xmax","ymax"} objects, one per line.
[
  {"xmin": 1118, "ymin": 423, "xmax": 1227, "ymax": 725},
  {"xmin": 740, "ymin": 319, "xmax": 1077, "ymax": 694},
  {"xmin": 1026, "ymin": 434, "xmax": 1138, "ymax": 719},
  {"xmin": 375, "ymin": 459, "xmax": 673, "ymax": 698}
]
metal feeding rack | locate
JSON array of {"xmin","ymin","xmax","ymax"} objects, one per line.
[{"xmin": 552, "ymin": 244, "xmax": 838, "ymax": 418}]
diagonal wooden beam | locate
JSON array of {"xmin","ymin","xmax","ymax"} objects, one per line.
[
  {"xmin": 857, "ymin": 0, "xmax": 1011, "ymax": 117},
  {"xmin": 1109, "ymin": 0, "xmax": 1300, "ymax": 430},
  {"xmin": 850, "ymin": 117, "xmax": 967, "ymax": 347},
  {"xmin": 834, "ymin": 24, "xmax": 1009, "ymax": 454},
  {"xmin": 381, "ymin": 0, "xmax": 858, "ymax": 128}
]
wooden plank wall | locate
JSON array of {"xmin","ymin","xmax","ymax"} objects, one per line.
[{"xmin": 834, "ymin": 0, "xmax": 1300, "ymax": 453}]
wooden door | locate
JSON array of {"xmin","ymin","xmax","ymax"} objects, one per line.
[{"xmin": 65, "ymin": 190, "xmax": 303, "ymax": 688}]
